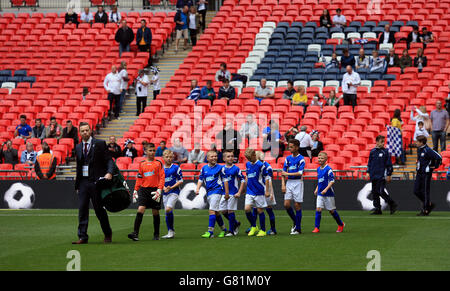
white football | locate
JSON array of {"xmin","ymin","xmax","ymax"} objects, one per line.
[{"xmin": 4, "ymin": 183, "xmax": 35, "ymax": 209}]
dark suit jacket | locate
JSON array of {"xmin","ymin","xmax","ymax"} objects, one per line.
[
  {"xmin": 94, "ymin": 12, "xmax": 108, "ymax": 25},
  {"xmin": 385, "ymin": 54, "xmax": 400, "ymax": 67},
  {"xmin": 75, "ymin": 138, "xmax": 114, "ymax": 190},
  {"xmin": 379, "ymin": 31, "xmax": 396, "ymax": 44}
]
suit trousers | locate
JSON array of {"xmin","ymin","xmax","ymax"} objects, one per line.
[
  {"xmin": 414, "ymin": 172, "xmax": 433, "ymax": 210},
  {"xmin": 108, "ymin": 93, "xmax": 120, "ymax": 118},
  {"xmin": 371, "ymin": 179, "xmax": 394, "ymax": 210}
]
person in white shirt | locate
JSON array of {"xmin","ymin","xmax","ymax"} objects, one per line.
[
  {"xmin": 188, "ymin": 143, "xmax": 205, "ymax": 164},
  {"xmin": 118, "ymin": 61, "xmax": 129, "ymax": 113},
  {"xmin": 80, "ymin": 7, "xmax": 93, "ymax": 24},
  {"xmin": 342, "ymin": 65, "xmax": 360, "ymax": 109},
  {"xmin": 104, "ymin": 66, "xmax": 122, "ymax": 120},
  {"xmin": 135, "ymin": 70, "xmax": 149, "ymax": 116},
  {"xmin": 369, "ymin": 50, "xmax": 385, "ymax": 72},
  {"xmin": 240, "ymin": 114, "xmax": 259, "ymax": 143},
  {"xmin": 197, "ymin": 0, "xmax": 208, "ymax": 32},
  {"xmin": 150, "ymin": 66, "xmax": 161, "ymax": 99},
  {"xmin": 188, "ymin": 6, "xmax": 199, "ymax": 47},
  {"xmin": 414, "ymin": 121, "xmax": 430, "ymax": 142},
  {"xmin": 379, "ymin": 24, "xmax": 395, "ymax": 44},
  {"xmin": 411, "ymin": 106, "xmax": 430, "ymax": 132},
  {"xmin": 295, "ymin": 126, "xmax": 314, "ymax": 159},
  {"xmin": 332, "ymin": 8, "xmax": 346, "ymax": 28},
  {"xmin": 109, "ymin": 6, "xmax": 121, "ymax": 25}
]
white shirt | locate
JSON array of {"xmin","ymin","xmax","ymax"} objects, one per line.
[
  {"xmin": 189, "ymin": 14, "xmax": 196, "ymax": 29},
  {"xmin": 295, "ymin": 132, "xmax": 314, "ymax": 148},
  {"xmin": 37, "ymin": 150, "xmax": 53, "ymax": 156},
  {"xmin": 109, "ymin": 12, "xmax": 121, "ymax": 23},
  {"xmin": 136, "ymin": 75, "xmax": 150, "ymax": 97},
  {"xmin": 104, "ymin": 72, "xmax": 122, "ymax": 95},
  {"xmin": 80, "ymin": 12, "xmax": 93, "ymax": 23},
  {"xmin": 383, "ymin": 31, "xmax": 390, "ymax": 44},
  {"xmin": 342, "ymin": 71, "xmax": 361, "ymax": 94},
  {"xmin": 412, "ymin": 32, "xmax": 418, "ymax": 42},
  {"xmin": 414, "ymin": 127, "xmax": 429, "ymax": 141},
  {"xmin": 82, "ymin": 137, "xmax": 93, "ymax": 156},
  {"xmin": 332, "ymin": 15, "xmax": 346, "ymax": 27},
  {"xmin": 152, "ymin": 74, "xmax": 160, "ymax": 91},
  {"xmin": 119, "ymin": 69, "xmax": 128, "ymax": 90}
]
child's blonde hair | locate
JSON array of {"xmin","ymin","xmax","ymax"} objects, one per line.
[{"xmin": 244, "ymin": 148, "xmax": 255, "ymax": 160}]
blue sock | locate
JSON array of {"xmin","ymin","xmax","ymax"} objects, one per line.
[
  {"xmin": 228, "ymin": 212, "xmax": 235, "ymax": 233},
  {"xmin": 246, "ymin": 211, "xmax": 256, "ymax": 227},
  {"xmin": 295, "ymin": 210, "xmax": 302, "ymax": 231},
  {"xmin": 331, "ymin": 210, "xmax": 343, "ymax": 226},
  {"xmin": 266, "ymin": 208, "xmax": 276, "ymax": 232},
  {"xmin": 252, "ymin": 207, "xmax": 258, "ymax": 222},
  {"xmin": 286, "ymin": 207, "xmax": 296, "ymax": 224},
  {"xmin": 315, "ymin": 211, "xmax": 322, "ymax": 229},
  {"xmin": 165, "ymin": 211, "xmax": 174, "ymax": 231},
  {"xmin": 208, "ymin": 214, "xmax": 216, "ymax": 234},
  {"xmin": 223, "ymin": 212, "xmax": 230, "ymax": 221},
  {"xmin": 216, "ymin": 214, "xmax": 226, "ymax": 230},
  {"xmin": 259, "ymin": 212, "xmax": 266, "ymax": 231}
]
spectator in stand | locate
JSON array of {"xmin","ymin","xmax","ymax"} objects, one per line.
[
  {"xmin": 107, "ymin": 136, "xmax": 122, "ymax": 159},
  {"xmin": 62, "ymin": 120, "xmax": 79, "ymax": 146},
  {"xmin": 311, "ymin": 131, "xmax": 324, "ymax": 158},
  {"xmin": 414, "ymin": 48, "xmax": 427, "ymax": 73},
  {"xmin": 332, "ymin": 8, "xmax": 346, "ymax": 28},
  {"xmin": 45, "ymin": 117, "xmax": 63, "ymax": 139},
  {"xmin": 310, "ymin": 94, "xmax": 323, "ymax": 109},
  {"xmin": 217, "ymin": 79, "xmax": 235, "ymax": 102},
  {"xmin": 188, "ymin": 6, "xmax": 200, "ymax": 47},
  {"xmin": 407, "ymin": 25, "xmax": 421, "ymax": 49},
  {"xmin": 262, "ymin": 120, "xmax": 284, "ymax": 159},
  {"xmin": 136, "ymin": 19, "xmax": 153, "ymax": 68},
  {"xmin": 200, "ymin": 80, "xmax": 216, "ymax": 104},
  {"xmin": 122, "ymin": 139, "xmax": 138, "ymax": 161},
  {"xmin": 385, "ymin": 48, "xmax": 400, "ymax": 70},
  {"xmin": 342, "ymin": 65, "xmax": 360, "ymax": 109},
  {"xmin": 430, "ymin": 100, "xmax": 449, "ymax": 152},
  {"xmin": 414, "ymin": 121, "xmax": 430, "ymax": 142},
  {"xmin": 319, "ymin": 9, "xmax": 332, "ymax": 29},
  {"xmin": 420, "ymin": 27, "xmax": 434, "ymax": 48},
  {"xmin": 104, "ymin": 65, "xmax": 122, "ymax": 120},
  {"xmin": 292, "ymin": 85, "xmax": 308, "ymax": 113},
  {"xmin": 325, "ymin": 90, "xmax": 343, "ymax": 108},
  {"xmin": 20, "ymin": 142, "xmax": 37, "ymax": 165},
  {"xmin": 215, "ymin": 63, "xmax": 231, "ymax": 82},
  {"xmin": 0, "ymin": 140, "xmax": 18, "ymax": 165},
  {"xmin": 379, "ymin": 24, "xmax": 396, "ymax": 45},
  {"xmin": 94, "ymin": 6, "xmax": 108, "ymax": 26},
  {"xmin": 399, "ymin": 49, "xmax": 413, "ymax": 74},
  {"xmin": 284, "ymin": 125, "xmax": 299, "ymax": 142},
  {"xmin": 82, "ymin": 87, "xmax": 90, "ymax": 101},
  {"xmin": 150, "ymin": 66, "xmax": 160, "ymax": 99},
  {"xmin": 109, "ymin": 5, "xmax": 121, "ymax": 25},
  {"xmin": 411, "ymin": 105, "xmax": 431, "ymax": 132},
  {"xmin": 282, "ymin": 80, "xmax": 296, "ymax": 100},
  {"xmin": 174, "ymin": 5, "xmax": 189, "ymax": 53},
  {"xmin": 254, "ymin": 78, "xmax": 275, "ymax": 102},
  {"xmin": 369, "ymin": 50, "xmax": 385, "ymax": 73},
  {"xmin": 14, "ymin": 115, "xmax": 32, "ymax": 140},
  {"xmin": 196, "ymin": 0, "xmax": 208, "ymax": 32},
  {"xmin": 355, "ymin": 48, "xmax": 369, "ymax": 69},
  {"xmin": 115, "ymin": 20, "xmax": 135, "ymax": 57},
  {"xmin": 37, "ymin": 141, "xmax": 53, "ymax": 156},
  {"xmin": 32, "ymin": 118, "xmax": 46, "ymax": 140},
  {"xmin": 188, "ymin": 142, "xmax": 205, "ymax": 165},
  {"xmin": 325, "ymin": 52, "xmax": 340, "ymax": 71},
  {"xmin": 156, "ymin": 141, "xmax": 167, "ymax": 157},
  {"xmin": 118, "ymin": 62, "xmax": 129, "ymax": 113},
  {"xmin": 135, "ymin": 69, "xmax": 150, "ymax": 116},
  {"xmin": 340, "ymin": 48, "xmax": 355, "ymax": 69},
  {"xmin": 216, "ymin": 121, "xmax": 242, "ymax": 161},
  {"xmin": 240, "ymin": 114, "xmax": 259, "ymax": 143},
  {"xmin": 391, "ymin": 109, "xmax": 406, "ymax": 165},
  {"xmin": 295, "ymin": 125, "xmax": 314, "ymax": 159},
  {"xmin": 80, "ymin": 7, "xmax": 93, "ymax": 24},
  {"xmin": 65, "ymin": 8, "xmax": 79, "ymax": 27},
  {"xmin": 35, "ymin": 142, "xmax": 57, "ymax": 180},
  {"xmin": 187, "ymin": 79, "xmax": 201, "ymax": 101},
  {"xmin": 170, "ymin": 138, "xmax": 189, "ymax": 164}
]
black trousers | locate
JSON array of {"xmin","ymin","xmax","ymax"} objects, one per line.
[
  {"xmin": 136, "ymin": 96, "xmax": 147, "ymax": 116},
  {"xmin": 198, "ymin": 9, "xmax": 206, "ymax": 31},
  {"xmin": 371, "ymin": 179, "xmax": 394, "ymax": 210},
  {"xmin": 77, "ymin": 178, "xmax": 112, "ymax": 241},
  {"xmin": 108, "ymin": 93, "xmax": 120, "ymax": 118},
  {"xmin": 189, "ymin": 28, "xmax": 197, "ymax": 46},
  {"xmin": 138, "ymin": 44, "xmax": 152, "ymax": 66},
  {"xmin": 343, "ymin": 93, "xmax": 357, "ymax": 109},
  {"xmin": 414, "ymin": 172, "xmax": 433, "ymax": 210}
]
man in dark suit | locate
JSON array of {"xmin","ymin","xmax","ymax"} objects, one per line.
[
  {"xmin": 378, "ymin": 24, "xmax": 396, "ymax": 45},
  {"xmin": 72, "ymin": 122, "xmax": 114, "ymax": 244}
]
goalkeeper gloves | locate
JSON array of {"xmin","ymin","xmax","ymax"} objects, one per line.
[
  {"xmin": 133, "ymin": 190, "xmax": 138, "ymax": 204},
  {"xmin": 151, "ymin": 189, "xmax": 162, "ymax": 203}
]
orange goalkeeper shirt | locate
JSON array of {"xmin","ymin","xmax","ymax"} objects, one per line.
[{"xmin": 134, "ymin": 159, "xmax": 165, "ymax": 191}]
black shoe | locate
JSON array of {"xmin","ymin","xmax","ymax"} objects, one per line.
[
  {"xmin": 128, "ymin": 232, "xmax": 139, "ymax": 241},
  {"xmin": 416, "ymin": 210, "xmax": 427, "ymax": 216},
  {"xmin": 427, "ymin": 203, "xmax": 435, "ymax": 214},
  {"xmin": 389, "ymin": 202, "xmax": 398, "ymax": 215},
  {"xmin": 370, "ymin": 209, "xmax": 382, "ymax": 215},
  {"xmin": 153, "ymin": 235, "xmax": 160, "ymax": 241}
]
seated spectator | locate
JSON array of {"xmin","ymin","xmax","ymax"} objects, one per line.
[
  {"xmin": 369, "ymin": 50, "xmax": 385, "ymax": 72},
  {"xmin": 262, "ymin": 120, "xmax": 284, "ymax": 159},
  {"xmin": 282, "ymin": 80, "xmax": 296, "ymax": 100},
  {"xmin": 80, "ymin": 7, "xmax": 93, "ymax": 24},
  {"xmin": 284, "ymin": 126, "xmax": 299, "ymax": 142},
  {"xmin": 216, "ymin": 121, "xmax": 241, "ymax": 161},
  {"xmin": 420, "ymin": 27, "xmax": 434, "ymax": 46},
  {"xmin": 332, "ymin": 8, "xmax": 346, "ymax": 28},
  {"xmin": 94, "ymin": 6, "xmax": 108, "ymax": 26},
  {"xmin": 240, "ymin": 114, "xmax": 259, "ymax": 143},
  {"xmin": 399, "ymin": 49, "xmax": 412, "ymax": 73},
  {"xmin": 0, "ymin": 140, "xmax": 18, "ymax": 165},
  {"xmin": 188, "ymin": 142, "xmax": 205, "ymax": 165},
  {"xmin": 65, "ymin": 8, "xmax": 79, "ymax": 27},
  {"xmin": 122, "ymin": 139, "xmax": 138, "ymax": 161},
  {"xmin": 187, "ymin": 79, "xmax": 201, "ymax": 101},
  {"xmin": 156, "ymin": 140, "xmax": 167, "ymax": 157},
  {"xmin": 414, "ymin": 48, "xmax": 427, "ymax": 72},
  {"xmin": 218, "ymin": 79, "xmax": 235, "ymax": 102},
  {"xmin": 62, "ymin": 120, "xmax": 79, "ymax": 146},
  {"xmin": 35, "ymin": 142, "xmax": 57, "ymax": 180},
  {"xmin": 413, "ymin": 121, "xmax": 430, "ymax": 142},
  {"xmin": 200, "ymin": 80, "xmax": 216, "ymax": 104},
  {"xmin": 215, "ymin": 63, "xmax": 231, "ymax": 82},
  {"xmin": 109, "ymin": 5, "xmax": 121, "ymax": 25},
  {"xmin": 385, "ymin": 48, "xmax": 400, "ymax": 69},
  {"xmin": 115, "ymin": 20, "xmax": 135, "ymax": 57},
  {"xmin": 379, "ymin": 24, "xmax": 396, "ymax": 45},
  {"xmin": 310, "ymin": 94, "xmax": 323, "ymax": 109},
  {"xmin": 20, "ymin": 142, "xmax": 37, "ymax": 165},
  {"xmin": 292, "ymin": 85, "xmax": 308, "ymax": 112},
  {"xmin": 45, "ymin": 117, "xmax": 63, "ymax": 139},
  {"xmin": 407, "ymin": 25, "xmax": 421, "ymax": 49},
  {"xmin": 107, "ymin": 136, "xmax": 122, "ymax": 160},
  {"xmin": 254, "ymin": 79, "xmax": 274, "ymax": 102},
  {"xmin": 319, "ymin": 9, "xmax": 332, "ymax": 29},
  {"xmin": 341, "ymin": 48, "xmax": 355, "ymax": 69},
  {"xmin": 355, "ymin": 48, "xmax": 369, "ymax": 69},
  {"xmin": 32, "ymin": 118, "xmax": 46, "ymax": 140},
  {"xmin": 325, "ymin": 52, "xmax": 340, "ymax": 71},
  {"xmin": 14, "ymin": 115, "xmax": 32, "ymax": 140},
  {"xmin": 325, "ymin": 90, "xmax": 343, "ymax": 107},
  {"xmin": 311, "ymin": 131, "xmax": 324, "ymax": 158},
  {"xmin": 170, "ymin": 138, "xmax": 189, "ymax": 164}
]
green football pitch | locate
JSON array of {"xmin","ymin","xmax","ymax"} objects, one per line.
[{"xmin": 1, "ymin": 209, "xmax": 450, "ymax": 271}]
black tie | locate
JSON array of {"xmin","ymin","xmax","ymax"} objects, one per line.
[{"xmin": 84, "ymin": 143, "xmax": 88, "ymax": 158}]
